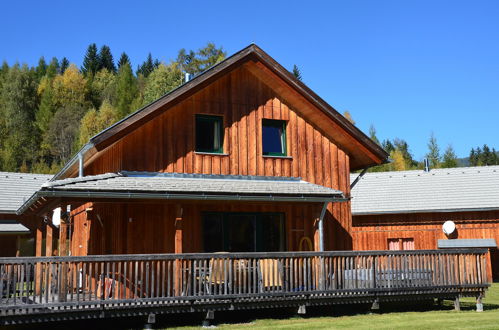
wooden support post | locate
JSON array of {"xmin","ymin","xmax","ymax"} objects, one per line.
[
  {"xmin": 15, "ymin": 235, "xmax": 21, "ymax": 257},
  {"xmin": 486, "ymin": 250, "xmax": 493, "ymax": 283},
  {"xmin": 35, "ymin": 223, "xmax": 43, "ymax": 295},
  {"xmin": 476, "ymin": 293, "xmax": 484, "ymax": 312},
  {"xmin": 59, "ymin": 205, "xmax": 68, "ymax": 302},
  {"xmin": 46, "ymin": 220, "xmax": 53, "ymax": 257},
  {"xmin": 59, "ymin": 211, "xmax": 68, "ymax": 256},
  {"xmin": 454, "ymin": 296, "xmax": 461, "ymax": 311},
  {"xmin": 202, "ymin": 310, "xmax": 214, "ymax": 327},
  {"xmin": 174, "ymin": 205, "xmax": 183, "ymax": 296},
  {"xmin": 144, "ymin": 313, "xmax": 156, "ymax": 329}
]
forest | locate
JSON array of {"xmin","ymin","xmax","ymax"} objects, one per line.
[{"xmin": 0, "ymin": 42, "xmax": 496, "ymax": 174}]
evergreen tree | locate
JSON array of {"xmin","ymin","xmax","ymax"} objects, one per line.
[
  {"xmin": 81, "ymin": 43, "xmax": 100, "ymax": 77},
  {"xmin": 425, "ymin": 132, "xmax": 440, "ymax": 168},
  {"xmin": 60, "ymin": 57, "xmax": 70, "ymax": 74},
  {"xmin": 475, "ymin": 146, "xmax": 483, "ymax": 165},
  {"xmin": 0, "ymin": 64, "xmax": 39, "ymax": 171},
  {"xmin": 469, "ymin": 148, "xmax": 477, "ymax": 166},
  {"xmin": 441, "ymin": 144, "xmax": 458, "ymax": 168},
  {"xmin": 46, "ymin": 57, "xmax": 59, "ymax": 79},
  {"xmin": 382, "ymin": 139, "xmax": 395, "ymax": 154},
  {"xmin": 99, "ymin": 45, "xmax": 116, "ymax": 73},
  {"xmin": 36, "ymin": 83, "xmax": 56, "ymax": 134},
  {"xmin": 35, "ymin": 57, "xmax": 47, "ymax": 80},
  {"xmin": 137, "ymin": 53, "xmax": 155, "ymax": 77},
  {"xmin": 115, "ymin": 62, "xmax": 138, "ymax": 117},
  {"xmin": 91, "ymin": 68, "xmax": 116, "ymax": 104},
  {"xmin": 117, "ymin": 52, "xmax": 131, "ymax": 70},
  {"xmin": 292, "ymin": 65, "xmax": 302, "ymax": 80}
]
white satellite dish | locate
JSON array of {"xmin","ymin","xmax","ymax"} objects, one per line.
[{"xmin": 442, "ymin": 221, "xmax": 456, "ymax": 235}]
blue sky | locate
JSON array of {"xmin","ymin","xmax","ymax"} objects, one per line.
[{"xmin": 1, "ymin": 0, "xmax": 498, "ymax": 160}]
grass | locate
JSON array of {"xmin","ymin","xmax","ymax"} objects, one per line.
[{"xmin": 165, "ymin": 283, "xmax": 499, "ymax": 330}]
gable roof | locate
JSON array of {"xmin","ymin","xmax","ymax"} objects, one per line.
[
  {"xmin": 54, "ymin": 44, "xmax": 388, "ymax": 180},
  {"xmin": 350, "ymin": 166, "xmax": 499, "ymax": 215},
  {"xmin": 0, "ymin": 172, "xmax": 52, "ymax": 213},
  {"xmin": 19, "ymin": 172, "xmax": 346, "ymax": 214}
]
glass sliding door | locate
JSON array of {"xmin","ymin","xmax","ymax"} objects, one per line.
[{"xmin": 202, "ymin": 212, "xmax": 285, "ymax": 252}]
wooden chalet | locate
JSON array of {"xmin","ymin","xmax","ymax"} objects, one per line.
[
  {"xmin": 350, "ymin": 166, "xmax": 499, "ymax": 280},
  {"xmin": 0, "ymin": 45, "xmax": 491, "ymax": 326},
  {"xmin": 0, "ymin": 172, "xmax": 52, "ymax": 257}
]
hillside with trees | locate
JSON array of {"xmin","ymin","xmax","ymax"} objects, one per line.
[
  {"xmin": 0, "ymin": 43, "xmax": 226, "ymax": 173},
  {"xmin": 0, "ymin": 44, "xmax": 496, "ymax": 175}
]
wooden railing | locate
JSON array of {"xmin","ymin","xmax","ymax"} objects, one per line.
[{"xmin": 0, "ymin": 249, "xmax": 489, "ymax": 317}]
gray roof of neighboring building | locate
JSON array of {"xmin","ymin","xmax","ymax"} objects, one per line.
[
  {"xmin": 350, "ymin": 166, "xmax": 499, "ymax": 215},
  {"xmin": 0, "ymin": 220, "xmax": 30, "ymax": 234},
  {"xmin": 438, "ymin": 239, "xmax": 497, "ymax": 249},
  {"xmin": 19, "ymin": 172, "xmax": 345, "ymax": 213},
  {"xmin": 0, "ymin": 172, "xmax": 53, "ymax": 213}
]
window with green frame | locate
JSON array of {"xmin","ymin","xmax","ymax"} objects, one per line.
[
  {"xmin": 195, "ymin": 114, "xmax": 223, "ymax": 153},
  {"xmin": 262, "ymin": 119, "xmax": 287, "ymax": 156}
]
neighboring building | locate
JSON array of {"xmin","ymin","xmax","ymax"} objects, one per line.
[
  {"xmin": 18, "ymin": 44, "xmax": 388, "ymax": 257},
  {"xmin": 0, "ymin": 172, "xmax": 52, "ymax": 256},
  {"xmin": 350, "ymin": 165, "xmax": 499, "ymax": 279}
]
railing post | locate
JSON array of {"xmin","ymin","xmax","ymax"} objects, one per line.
[{"xmin": 372, "ymin": 255, "xmax": 377, "ymax": 289}]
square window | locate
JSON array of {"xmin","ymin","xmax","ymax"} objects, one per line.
[
  {"xmin": 262, "ymin": 119, "xmax": 286, "ymax": 156},
  {"xmin": 195, "ymin": 114, "xmax": 223, "ymax": 153}
]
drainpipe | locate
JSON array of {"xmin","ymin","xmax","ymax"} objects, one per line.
[
  {"xmin": 78, "ymin": 152, "xmax": 84, "ymax": 178},
  {"xmin": 350, "ymin": 167, "xmax": 369, "ymax": 190},
  {"xmin": 318, "ymin": 201, "xmax": 329, "ymax": 252}
]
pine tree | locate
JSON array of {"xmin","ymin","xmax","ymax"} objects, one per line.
[
  {"xmin": 382, "ymin": 139, "xmax": 395, "ymax": 154},
  {"xmin": 469, "ymin": 148, "xmax": 477, "ymax": 166},
  {"xmin": 60, "ymin": 57, "xmax": 70, "ymax": 74},
  {"xmin": 441, "ymin": 144, "xmax": 458, "ymax": 168},
  {"xmin": 99, "ymin": 45, "xmax": 116, "ymax": 73},
  {"xmin": 35, "ymin": 57, "xmax": 47, "ymax": 80},
  {"xmin": 292, "ymin": 65, "xmax": 302, "ymax": 81},
  {"xmin": 81, "ymin": 43, "xmax": 100, "ymax": 77},
  {"xmin": 118, "ymin": 52, "xmax": 131, "ymax": 70},
  {"xmin": 46, "ymin": 57, "xmax": 59, "ymax": 79},
  {"xmin": 137, "ymin": 53, "xmax": 155, "ymax": 77},
  {"xmin": 426, "ymin": 132, "xmax": 440, "ymax": 168},
  {"xmin": 115, "ymin": 62, "xmax": 138, "ymax": 117}
]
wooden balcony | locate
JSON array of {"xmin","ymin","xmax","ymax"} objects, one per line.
[{"xmin": 0, "ymin": 249, "xmax": 490, "ymax": 325}]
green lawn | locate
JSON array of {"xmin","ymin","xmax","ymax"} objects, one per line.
[{"xmin": 170, "ymin": 283, "xmax": 499, "ymax": 329}]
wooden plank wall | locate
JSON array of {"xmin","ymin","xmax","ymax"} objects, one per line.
[
  {"xmin": 70, "ymin": 201, "xmax": 326, "ymax": 255},
  {"xmin": 352, "ymin": 210, "xmax": 499, "ymax": 279},
  {"xmin": 83, "ymin": 66, "xmax": 352, "ymax": 250}
]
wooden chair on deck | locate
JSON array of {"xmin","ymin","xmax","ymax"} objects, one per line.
[{"xmin": 257, "ymin": 259, "xmax": 283, "ymax": 292}]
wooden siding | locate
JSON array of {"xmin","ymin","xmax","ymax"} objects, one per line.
[
  {"xmin": 352, "ymin": 210, "xmax": 499, "ymax": 279},
  {"xmin": 82, "ymin": 66, "xmax": 352, "ymax": 250},
  {"xmin": 69, "ymin": 201, "xmax": 328, "ymax": 256}
]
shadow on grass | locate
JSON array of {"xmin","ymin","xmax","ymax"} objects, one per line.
[{"xmin": 4, "ymin": 300, "xmax": 499, "ymax": 330}]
